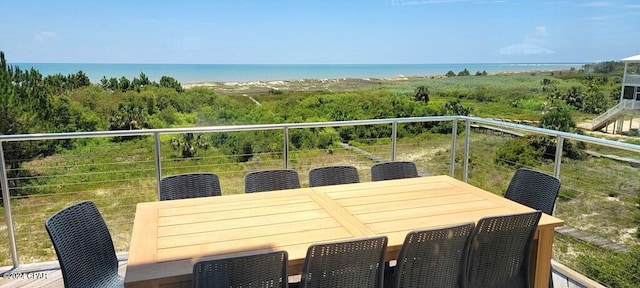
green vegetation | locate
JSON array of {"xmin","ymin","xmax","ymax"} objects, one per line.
[
  {"xmin": 1, "ymin": 50, "xmax": 639, "ymax": 286},
  {"xmin": 413, "ymin": 85, "xmax": 430, "ymax": 104},
  {"xmin": 575, "ymin": 245, "xmax": 640, "ymax": 288},
  {"xmin": 99, "ymin": 72, "xmax": 183, "ymax": 93},
  {"xmin": 495, "ymin": 107, "xmax": 585, "ymax": 168}
]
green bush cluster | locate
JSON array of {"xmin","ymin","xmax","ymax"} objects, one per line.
[
  {"xmin": 494, "ymin": 107, "xmax": 586, "ymax": 167},
  {"xmin": 544, "ymin": 73, "xmax": 617, "ymax": 114},
  {"xmin": 494, "ymin": 137, "xmax": 543, "ymax": 168}
]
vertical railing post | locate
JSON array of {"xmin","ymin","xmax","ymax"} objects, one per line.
[
  {"xmin": 0, "ymin": 142, "xmax": 20, "ymax": 268},
  {"xmin": 463, "ymin": 120, "xmax": 471, "ymax": 182},
  {"xmin": 450, "ymin": 118, "xmax": 458, "ymax": 177},
  {"xmin": 153, "ymin": 132, "xmax": 163, "ymax": 199},
  {"xmin": 283, "ymin": 127, "xmax": 289, "ymax": 169},
  {"xmin": 391, "ymin": 122, "xmax": 398, "ymax": 161},
  {"xmin": 554, "ymin": 136, "xmax": 564, "ymax": 178}
]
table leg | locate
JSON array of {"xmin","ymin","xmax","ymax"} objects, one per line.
[{"xmin": 532, "ymin": 227, "xmax": 555, "ymax": 288}]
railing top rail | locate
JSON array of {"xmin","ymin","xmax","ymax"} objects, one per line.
[
  {"xmin": 0, "ymin": 115, "xmax": 638, "ymax": 153},
  {"xmin": 0, "ymin": 116, "xmax": 458, "ymax": 142},
  {"xmin": 464, "ymin": 116, "xmax": 640, "ymax": 153}
]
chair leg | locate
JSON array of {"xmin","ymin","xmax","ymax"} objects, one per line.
[{"xmin": 383, "ymin": 260, "xmax": 397, "ymax": 288}]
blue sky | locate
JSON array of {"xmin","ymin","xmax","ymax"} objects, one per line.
[{"xmin": 1, "ymin": 0, "xmax": 639, "ymax": 64}]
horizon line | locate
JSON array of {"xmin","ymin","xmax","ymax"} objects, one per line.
[{"xmin": 9, "ymin": 61, "xmax": 591, "ymax": 65}]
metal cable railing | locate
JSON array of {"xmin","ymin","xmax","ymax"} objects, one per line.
[{"xmin": 1, "ymin": 116, "xmax": 639, "ymax": 286}]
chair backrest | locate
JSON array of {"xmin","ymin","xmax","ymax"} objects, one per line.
[
  {"xmin": 505, "ymin": 168, "xmax": 561, "ymax": 215},
  {"xmin": 300, "ymin": 236, "xmax": 388, "ymax": 288},
  {"xmin": 390, "ymin": 223, "xmax": 474, "ymax": 288},
  {"xmin": 371, "ymin": 161, "xmax": 419, "ymax": 181},
  {"xmin": 192, "ymin": 251, "xmax": 288, "ymax": 288},
  {"xmin": 159, "ymin": 173, "xmax": 222, "ymax": 201},
  {"xmin": 45, "ymin": 201, "xmax": 123, "ymax": 288},
  {"xmin": 309, "ymin": 165, "xmax": 360, "ymax": 187},
  {"xmin": 245, "ymin": 169, "xmax": 301, "ymax": 193},
  {"xmin": 465, "ymin": 211, "xmax": 542, "ymax": 288}
]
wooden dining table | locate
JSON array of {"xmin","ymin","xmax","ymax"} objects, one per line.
[{"xmin": 124, "ymin": 175, "xmax": 564, "ymax": 288}]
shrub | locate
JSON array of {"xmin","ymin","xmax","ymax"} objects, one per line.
[
  {"xmin": 159, "ymin": 76, "xmax": 183, "ymax": 93},
  {"xmin": 494, "ymin": 138, "xmax": 542, "ymax": 168},
  {"xmin": 317, "ymin": 128, "xmax": 340, "ymax": 149},
  {"xmin": 107, "ymin": 102, "xmax": 152, "ymax": 142},
  {"xmin": 413, "ymin": 85, "xmax": 430, "ymax": 104}
]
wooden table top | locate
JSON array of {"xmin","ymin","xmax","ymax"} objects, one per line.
[{"xmin": 124, "ymin": 175, "xmax": 564, "ymax": 286}]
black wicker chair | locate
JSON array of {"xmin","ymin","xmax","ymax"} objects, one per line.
[
  {"xmin": 244, "ymin": 169, "xmax": 301, "ymax": 193},
  {"xmin": 192, "ymin": 251, "xmax": 288, "ymax": 288},
  {"xmin": 505, "ymin": 168, "xmax": 561, "ymax": 288},
  {"xmin": 371, "ymin": 161, "xmax": 419, "ymax": 181},
  {"xmin": 159, "ymin": 173, "xmax": 222, "ymax": 201},
  {"xmin": 505, "ymin": 168, "xmax": 561, "ymax": 215},
  {"xmin": 465, "ymin": 211, "xmax": 542, "ymax": 288},
  {"xmin": 389, "ymin": 223, "xmax": 474, "ymax": 288},
  {"xmin": 45, "ymin": 201, "xmax": 123, "ymax": 288},
  {"xmin": 299, "ymin": 236, "xmax": 387, "ymax": 288},
  {"xmin": 309, "ymin": 165, "xmax": 360, "ymax": 187}
]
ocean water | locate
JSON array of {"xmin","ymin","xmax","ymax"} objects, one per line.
[{"xmin": 10, "ymin": 63, "xmax": 585, "ymax": 84}]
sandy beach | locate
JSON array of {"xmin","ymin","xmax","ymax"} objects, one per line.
[
  {"xmin": 181, "ymin": 75, "xmax": 432, "ymax": 96},
  {"xmin": 179, "ymin": 67, "xmax": 565, "ymax": 96}
]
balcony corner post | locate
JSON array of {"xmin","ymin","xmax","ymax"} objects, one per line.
[
  {"xmin": 554, "ymin": 136, "xmax": 564, "ymax": 178},
  {"xmin": 154, "ymin": 132, "xmax": 163, "ymax": 199},
  {"xmin": 450, "ymin": 118, "xmax": 458, "ymax": 177},
  {"xmin": 283, "ymin": 127, "xmax": 289, "ymax": 169},
  {"xmin": 391, "ymin": 122, "xmax": 398, "ymax": 161},
  {"xmin": 0, "ymin": 141, "xmax": 20, "ymax": 268},
  {"xmin": 463, "ymin": 119, "xmax": 471, "ymax": 182}
]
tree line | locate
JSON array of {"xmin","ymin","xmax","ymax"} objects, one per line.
[{"xmin": 99, "ymin": 73, "xmax": 183, "ymax": 93}]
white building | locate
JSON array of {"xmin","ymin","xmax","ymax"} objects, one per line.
[{"xmin": 591, "ymin": 55, "xmax": 640, "ymax": 133}]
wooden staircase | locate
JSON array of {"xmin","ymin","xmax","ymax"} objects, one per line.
[{"xmin": 591, "ymin": 100, "xmax": 640, "ymax": 131}]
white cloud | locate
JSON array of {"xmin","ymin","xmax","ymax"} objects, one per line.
[
  {"xmin": 499, "ymin": 43, "xmax": 555, "ymax": 55},
  {"xmin": 499, "ymin": 26, "xmax": 555, "ymax": 56},
  {"xmin": 34, "ymin": 31, "xmax": 58, "ymax": 41},
  {"xmin": 583, "ymin": 15, "xmax": 616, "ymax": 21},
  {"xmin": 579, "ymin": 1, "xmax": 614, "ymax": 7}
]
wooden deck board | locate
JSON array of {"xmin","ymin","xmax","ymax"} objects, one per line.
[
  {"xmin": 0, "ymin": 256, "xmax": 128, "ymax": 288},
  {"xmin": 0, "ymin": 257, "xmax": 600, "ymax": 288}
]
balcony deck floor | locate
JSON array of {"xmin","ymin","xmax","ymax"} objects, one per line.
[
  {"xmin": 0, "ymin": 260, "xmax": 591, "ymax": 288},
  {"xmin": 0, "ymin": 262, "xmax": 127, "ymax": 288}
]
